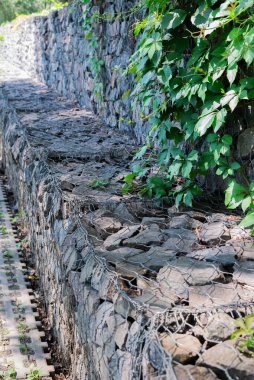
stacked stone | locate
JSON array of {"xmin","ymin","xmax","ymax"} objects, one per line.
[
  {"xmin": 1, "ymin": 61, "xmax": 254, "ymax": 379},
  {"xmin": 0, "ymin": 2, "xmax": 147, "ymax": 141}
]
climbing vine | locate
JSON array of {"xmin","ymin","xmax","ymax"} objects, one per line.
[
  {"xmin": 82, "ymin": 0, "xmax": 254, "ymax": 230},
  {"xmin": 126, "ymin": 0, "xmax": 254, "ymax": 230},
  {"xmin": 82, "ymin": 0, "xmax": 105, "ymax": 102}
]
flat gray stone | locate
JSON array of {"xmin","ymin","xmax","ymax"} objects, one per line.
[
  {"xmin": 198, "ymin": 340, "xmax": 254, "ymax": 379},
  {"xmin": 200, "ymin": 222, "xmax": 231, "ymax": 245},
  {"xmin": 103, "ymin": 225, "xmax": 140, "ymax": 250},
  {"xmin": 123, "ymin": 225, "xmax": 165, "ymax": 249},
  {"xmin": 187, "ymin": 245, "xmax": 238, "ymax": 264},
  {"xmin": 141, "ymin": 216, "xmax": 167, "ymax": 227},
  {"xmin": 174, "ymin": 364, "xmax": 219, "ymax": 380},
  {"xmin": 204, "ymin": 312, "xmax": 236, "ymax": 341},
  {"xmin": 189, "ymin": 283, "xmax": 238, "ymax": 308},
  {"xmin": 157, "ymin": 258, "xmax": 222, "ymax": 299},
  {"xmin": 160, "ymin": 333, "xmax": 201, "ymax": 363},
  {"xmin": 169, "ymin": 215, "xmax": 192, "ymax": 229},
  {"xmin": 237, "ymin": 127, "xmax": 254, "ymax": 158},
  {"xmin": 161, "ymin": 228, "xmax": 198, "ymax": 253},
  {"xmin": 233, "ymin": 261, "xmax": 254, "ymax": 287}
]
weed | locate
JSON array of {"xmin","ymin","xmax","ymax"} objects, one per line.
[
  {"xmin": 0, "ymin": 367, "xmax": 17, "ymax": 380},
  {"xmin": 231, "ymin": 314, "xmax": 254, "ymax": 355},
  {"xmin": 19, "ymin": 343, "xmax": 29, "ymax": 355},
  {"xmin": 17, "ymin": 321, "xmax": 29, "ymax": 334},
  {"xmin": 0, "ymin": 226, "xmax": 8, "ymax": 235},
  {"xmin": 88, "ymin": 179, "xmax": 110, "ymax": 189},
  {"xmin": 3, "ymin": 251, "xmax": 13, "ymax": 258},
  {"xmin": 27, "ymin": 365, "xmax": 42, "ymax": 380},
  {"xmin": 8, "ymin": 284, "xmax": 20, "ymax": 290}
]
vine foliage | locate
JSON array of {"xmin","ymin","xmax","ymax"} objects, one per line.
[{"xmin": 126, "ymin": 0, "xmax": 254, "ymax": 230}]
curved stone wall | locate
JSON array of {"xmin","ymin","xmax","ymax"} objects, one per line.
[
  {"xmin": 0, "ymin": 2, "xmax": 147, "ymax": 141},
  {"xmin": 1, "ymin": 60, "xmax": 254, "ymax": 380}
]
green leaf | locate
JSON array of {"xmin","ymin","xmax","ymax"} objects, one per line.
[
  {"xmin": 162, "ymin": 9, "xmax": 187, "ymax": 30},
  {"xmin": 216, "ymin": 167, "xmax": 224, "ymax": 175},
  {"xmin": 242, "ymin": 196, "xmax": 252, "ymax": 212},
  {"xmin": 168, "ymin": 161, "xmax": 182, "ymax": 179},
  {"xmin": 195, "ymin": 112, "xmax": 215, "ymax": 136},
  {"xmin": 182, "ymin": 161, "xmax": 193, "ymax": 178},
  {"xmin": 227, "ymin": 63, "xmax": 238, "ymax": 84},
  {"xmin": 243, "ymin": 47, "xmax": 254, "ymax": 66},
  {"xmin": 183, "ymin": 191, "xmax": 193, "ymax": 207},
  {"xmin": 188, "ymin": 150, "xmax": 199, "ymax": 161},
  {"xmin": 231, "ymin": 162, "xmax": 241, "ymax": 170},
  {"xmin": 175, "ymin": 193, "xmax": 183, "ymax": 208},
  {"xmin": 197, "ymin": 83, "xmax": 207, "ymax": 102},
  {"xmin": 240, "ymin": 212, "xmax": 254, "ymax": 228},
  {"xmin": 221, "ymin": 134, "xmax": 233, "ymax": 146},
  {"xmin": 134, "ymin": 145, "xmax": 148, "ymax": 160},
  {"xmin": 206, "ymin": 133, "xmax": 218, "ymax": 143},
  {"xmin": 227, "ymin": 28, "xmax": 243, "ymax": 42},
  {"xmin": 214, "ymin": 108, "xmax": 227, "ymax": 132}
]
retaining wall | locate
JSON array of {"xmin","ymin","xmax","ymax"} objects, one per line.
[
  {"xmin": 0, "ymin": 2, "xmax": 146, "ymax": 141},
  {"xmin": 1, "ymin": 61, "xmax": 254, "ymax": 380}
]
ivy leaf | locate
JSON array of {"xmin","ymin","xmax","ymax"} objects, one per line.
[
  {"xmin": 188, "ymin": 150, "xmax": 199, "ymax": 161},
  {"xmin": 220, "ymin": 90, "xmax": 239, "ymax": 111},
  {"xmin": 206, "ymin": 133, "xmax": 218, "ymax": 142},
  {"xmin": 225, "ymin": 181, "xmax": 247, "ymax": 209},
  {"xmin": 195, "ymin": 112, "xmax": 215, "ymax": 136},
  {"xmin": 182, "ymin": 161, "xmax": 193, "ymax": 178},
  {"xmin": 240, "ymin": 212, "xmax": 254, "ymax": 228},
  {"xmin": 162, "ymin": 9, "xmax": 187, "ymax": 30},
  {"xmin": 183, "ymin": 191, "xmax": 193, "ymax": 207},
  {"xmin": 227, "ymin": 28, "xmax": 243, "ymax": 42},
  {"xmin": 231, "ymin": 162, "xmax": 241, "ymax": 170},
  {"xmin": 168, "ymin": 161, "xmax": 182, "ymax": 179},
  {"xmin": 227, "ymin": 63, "xmax": 238, "ymax": 84},
  {"xmin": 148, "ymin": 41, "xmax": 162, "ymax": 59},
  {"xmin": 214, "ymin": 108, "xmax": 227, "ymax": 132},
  {"xmin": 221, "ymin": 134, "xmax": 233, "ymax": 146},
  {"xmin": 243, "ymin": 47, "xmax": 254, "ymax": 66},
  {"xmin": 229, "ymin": 94, "xmax": 239, "ymax": 111},
  {"xmin": 175, "ymin": 193, "xmax": 183, "ymax": 208},
  {"xmin": 242, "ymin": 196, "xmax": 252, "ymax": 212},
  {"xmin": 198, "ymin": 83, "xmax": 207, "ymax": 102},
  {"xmin": 134, "ymin": 145, "xmax": 148, "ymax": 160}
]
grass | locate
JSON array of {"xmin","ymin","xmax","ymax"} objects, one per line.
[{"xmin": 0, "ymin": 2, "xmax": 69, "ymax": 30}]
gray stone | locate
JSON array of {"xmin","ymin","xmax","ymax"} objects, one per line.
[
  {"xmin": 160, "ymin": 333, "xmax": 201, "ymax": 363},
  {"xmin": 236, "ymin": 243, "xmax": 254, "ymax": 260},
  {"xmin": 233, "ymin": 261, "xmax": 254, "ymax": 287},
  {"xmin": 141, "ymin": 216, "xmax": 167, "ymax": 227},
  {"xmin": 157, "ymin": 258, "xmax": 222, "ymax": 300},
  {"xmin": 237, "ymin": 127, "xmax": 254, "ymax": 158},
  {"xmin": 169, "ymin": 214, "xmax": 192, "ymax": 229},
  {"xmin": 187, "ymin": 245, "xmax": 238, "ymax": 264},
  {"xmin": 126, "ymin": 246, "xmax": 176, "ymax": 270},
  {"xmin": 103, "ymin": 225, "xmax": 140, "ymax": 250},
  {"xmin": 123, "ymin": 225, "xmax": 165, "ymax": 250},
  {"xmin": 174, "ymin": 365, "xmax": 219, "ymax": 380},
  {"xmin": 204, "ymin": 312, "xmax": 236, "ymax": 341},
  {"xmin": 198, "ymin": 340, "xmax": 254, "ymax": 379},
  {"xmin": 92, "ymin": 216, "xmax": 122, "ymax": 237},
  {"xmin": 189, "ymin": 283, "xmax": 238, "ymax": 308},
  {"xmin": 161, "ymin": 228, "xmax": 198, "ymax": 253},
  {"xmin": 113, "ymin": 203, "xmax": 138, "ymax": 224},
  {"xmin": 200, "ymin": 222, "xmax": 231, "ymax": 245}
]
